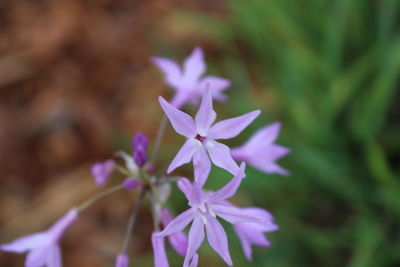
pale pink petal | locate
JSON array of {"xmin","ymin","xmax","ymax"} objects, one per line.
[
  {"xmin": 235, "ymin": 229, "xmax": 253, "ymax": 261},
  {"xmin": 193, "ymin": 146, "xmax": 211, "ymax": 186},
  {"xmin": 183, "ymin": 47, "xmax": 205, "ymax": 83},
  {"xmin": 208, "ymin": 110, "xmax": 261, "ymax": 140},
  {"xmin": 199, "ymin": 76, "xmax": 230, "ymax": 96},
  {"xmin": 167, "ymin": 138, "xmax": 201, "ymax": 173},
  {"xmin": 213, "ymin": 205, "xmax": 267, "ymax": 224},
  {"xmin": 205, "ymin": 216, "xmax": 232, "ymax": 266},
  {"xmin": 170, "ymin": 91, "xmax": 193, "ymax": 109},
  {"xmin": 161, "ymin": 209, "xmax": 188, "ymax": 257},
  {"xmin": 208, "ymin": 162, "xmax": 246, "ymax": 202},
  {"xmin": 194, "ymin": 87, "xmax": 216, "ymax": 136},
  {"xmin": 188, "ymin": 182, "xmax": 204, "ymax": 207},
  {"xmin": 152, "ymin": 232, "xmax": 170, "ymax": 267},
  {"xmin": 158, "ymin": 208, "xmax": 196, "ymax": 237},
  {"xmin": 46, "ymin": 245, "xmax": 61, "ymax": 267},
  {"xmin": 189, "ymin": 253, "xmax": 199, "ymax": 267},
  {"xmin": 115, "ymin": 253, "xmax": 129, "ymax": 267},
  {"xmin": 25, "ymin": 246, "xmax": 49, "ymax": 267},
  {"xmin": 48, "ymin": 209, "xmax": 79, "ymax": 241},
  {"xmin": 177, "ymin": 178, "xmax": 193, "ymax": 199},
  {"xmin": 152, "ymin": 57, "xmax": 182, "ymax": 88},
  {"xmin": 205, "ymin": 140, "xmax": 239, "ymax": 174},
  {"xmin": 244, "ymin": 122, "xmax": 282, "ymax": 149},
  {"xmin": 159, "ymin": 96, "xmax": 197, "ymax": 138},
  {"xmin": 183, "ymin": 216, "xmax": 205, "ymax": 267},
  {"xmin": 0, "ymin": 233, "xmax": 48, "ymax": 253}
]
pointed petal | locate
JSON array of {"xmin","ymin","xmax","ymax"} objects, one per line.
[
  {"xmin": 208, "ymin": 110, "xmax": 261, "ymax": 140},
  {"xmin": 249, "ymin": 157, "xmax": 290, "ymax": 176},
  {"xmin": 183, "ymin": 47, "xmax": 205, "ymax": 83},
  {"xmin": 25, "ymin": 246, "xmax": 49, "ymax": 267},
  {"xmin": 189, "ymin": 253, "xmax": 199, "ymax": 267},
  {"xmin": 183, "ymin": 216, "xmax": 205, "ymax": 267},
  {"xmin": 205, "ymin": 216, "xmax": 232, "ymax": 266},
  {"xmin": 115, "ymin": 253, "xmax": 129, "ymax": 267},
  {"xmin": 193, "ymin": 146, "xmax": 211, "ymax": 186},
  {"xmin": 209, "ymin": 162, "xmax": 246, "ymax": 202},
  {"xmin": 48, "ymin": 209, "xmax": 79, "ymax": 241},
  {"xmin": 233, "ymin": 225, "xmax": 253, "ymax": 261},
  {"xmin": 46, "ymin": 245, "xmax": 61, "ymax": 267},
  {"xmin": 170, "ymin": 91, "xmax": 192, "ymax": 109},
  {"xmin": 152, "ymin": 57, "xmax": 182, "ymax": 88},
  {"xmin": 0, "ymin": 233, "xmax": 49, "ymax": 253},
  {"xmin": 177, "ymin": 178, "xmax": 193, "ymax": 199},
  {"xmin": 158, "ymin": 208, "xmax": 196, "ymax": 237},
  {"xmin": 244, "ymin": 122, "xmax": 282, "ymax": 149},
  {"xmin": 205, "ymin": 140, "xmax": 239, "ymax": 174},
  {"xmin": 167, "ymin": 138, "xmax": 201, "ymax": 173},
  {"xmin": 213, "ymin": 205, "xmax": 267, "ymax": 224},
  {"xmin": 159, "ymin": 96, "xmax": 196, "ymax": 138},
  {"xmin": 195, "ymin": 87, "xmax": 216, "ymax": 136},
  {"xmin": 199, "ymin": 76, "xmax": 231, "ymax": 98},
  {"xmin": 161, "ymin": 209, "xmax": 188, "ymax": 257},
  {"xmin": 188, "ymin": 182, "xmax": 205, "ymax": 207},
  {"xmin": 152, "ymin": 232, "xmax": 170, "ymax": 267}
]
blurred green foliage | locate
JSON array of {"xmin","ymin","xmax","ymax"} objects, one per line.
[{"xmin": 174, "ymin": 0, "xmax": 400, "ymax": 266}]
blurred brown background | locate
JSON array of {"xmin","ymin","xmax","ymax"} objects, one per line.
[{"xmin": 0, "ymin": 0, "xmax": 228, "ymax": 266}]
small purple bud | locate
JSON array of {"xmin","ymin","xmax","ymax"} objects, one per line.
[
  {"xmin": 134, "ymin": 149, "xmax": 147, "ymax": 167},
  {"xmin": 91, "ymin": 159, "xmax": 115, "ymax": 187},
  {"xmin": 145, "ymin": 163, "xmax": 155, "ymax": 173},
  {"xmin": 115, "ymin": 253, "xmax": 129, "ymax": 267},
  {"xmin": 122, "ymin": 178, "xmax": 143, "ymax": 190},
  {"xmin": 132, "ymin": 132, "xmax": 149, "ymax": 151}
]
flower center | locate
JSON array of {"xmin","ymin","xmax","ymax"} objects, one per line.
[{"xmin": 195, "ymin": 134, "xmax": 206, "ymax": 142}]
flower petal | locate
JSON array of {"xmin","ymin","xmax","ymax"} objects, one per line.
[
  {"xmin": 152, "ymin": 57, "xmax": 182, "ymax": 88},
  {"xmin": 152, "ymin": 232, "xmax": 170, "ymax": 267},
  {"xmin": 195, "ymin": 87, "xmax": 216, "ymax": 136},
  {"xmin": 115, "ymin": 253, "xmax": 129, "ymax": 267},
  {"xmin": 47, "ymin": 209, "xmax": 79, "ymax": 241},
  {"xmin": 199, "ymin": 76, "xmax": 230, "ymax": 96},
  {"xmin": 25, "ymin": 246, "xmax": 49, "ymax": 267},
  {"xmin": 189, "ymin": 253, "xmax": 199, "ymax": 267},
  {"xmin": 177, "ymin": 178, "xmax": 193, "ymax": 199},
  {"xmin": 91, "ymin": 159, "xmax": 115, "ymax": 187},
  {"xmin": 183, "ymin": 216, "xmax": 205, "ymax": 267},
  {"xmin": 193, "ymin": 146, "xmax": 211, "ymax": 186},
  {"xmin": 183, "ymin": 47, "xmax": 205, "ymax": 83},
  {"xmin": 208, "ymin": 162, "xmax": 246, "ymax": 203},
  {"xmin": 208, "ymin": 110, "xmax": 261, "ymax": 140},
  {"xmin": 213, "ymin": 205, "xmax": 267, "ymax": 224},
  {"xmin": 167, "ymin": 138, "xmax": 201, "ymax": 174},
  {"xmin": 46, "ymin": 245, "xmax": 61, "ymax": 267},
  {"xmin": 205, "ymin": 216, "xmax": 232, "ymax": 266},
  {"xmin": 171, "ymin": 91, "xmax": 193, "ymax": 109},
  {"xmin": 205, "ymin": 140, "xmax": 239, "ymax": 174},
  {"xmin": 244, "ymin": 122, "xmax": 282, "ymax": 149},
  {"xmin": 159, "ymin": 96, "xmax": 197, "ymax": 138},
  {"xmin": 158, "ymin": 208, "xmax": 196, "ymax": 237},
  {"xmin": 161, "ymin": 209, "xmax": 188, "ymax": 257},
  {"xmin": 0, "ymin": 233, "xmax": 49, "ymax": 253}
]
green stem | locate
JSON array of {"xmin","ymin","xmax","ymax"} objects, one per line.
[
  {"xmin": 78, "ymin": 184, "xmax": 124, "ymax": 212},
  {"xmin": 121, "ymin": 188, "xmax": 147, "ymax": 253},
  {"xmin": 151, "ymin": 115, "xmax": 168, "ymax": 164}
]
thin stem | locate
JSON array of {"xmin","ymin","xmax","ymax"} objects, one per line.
[
  {"xmin": 151, "ymin": 115, "xmax": 168, "ymax": 164},
  {"xmin": 148, "ymin": 189, "xmax": 160, "ymax": 231},
  {"xmin": 121, "ymin": 188, "xmax": 147, "ymax": 253},
  {"xmin": 78, "ymin": 184, "xmax": 124, "ymax": 211}
]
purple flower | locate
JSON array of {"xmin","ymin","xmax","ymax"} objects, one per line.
[
  {"xmin": 132, "ymin": 133, "xmax": 149, "ymax": 167},
  {"xmin": 152, "ymin": 231, "xmax": 169, "ymax": 267},
  {"xmin": 152, "ymin": 47, "xmax": 231, "ymax": 108},
  {"xmin": 161, "ymin": 208, "xmax": 188, "ymax": 257},
  {"xmin": 115, "ymin": 253, "xmax": 129, "ymax": 267},
  {"xmin": 157, "ymin": 163, "xmax": 267, "ymax": 266},
  {"xmin": 0, "ymin": 209, "xmax": 78, "ymax": 267},
  {"xmin": 91, "ymin": 159, "xmax": 115, "ymax": 186},
  {"xmin": 122, "ymin": 178, "xmax": 143, "ymax": 191},
  {"xmin": 231, "ymin": 122, "xmax": 290, "ymax": 176},
  {"xmin": 232, "ymin": 207, "xmax": 278, "ymax": 260},
  {"xmin": 159, "ymin": 88, "xmax": 260, "ymax": 185}
]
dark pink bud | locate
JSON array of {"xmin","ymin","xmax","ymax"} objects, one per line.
[
  {"xmin": 132, "ymin": 132, "xmax": 149, "ymax": 151},
  {"xmin": 122, "ymin": 178, "xmax": 143, "ymax": 190}
]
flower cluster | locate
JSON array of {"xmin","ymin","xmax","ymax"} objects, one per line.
[{"xmin": 0, "ymin": 47, "xmax": 289, "ymax": 267}]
